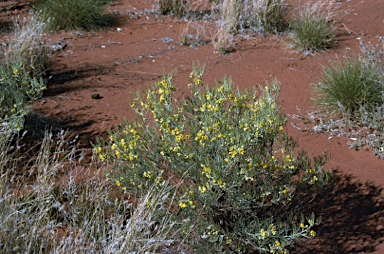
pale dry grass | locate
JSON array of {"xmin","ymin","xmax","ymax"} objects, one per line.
[
  {"xmin": 213, "ymin": 26, "xmax": 235, "ymax": 53},
  {"xmin": 0, "ymin": 129, "xmax": 180, "ymax": 253},
  {"xmin": 156, "ymin": 0, "xmax": 186, "ymax": 18},
  {"xmin": 219, "ymin": 0, "xmax": 287, "ymax": 34},
  {"xmin": 5, "ymin": 15, "xmax": 48, "ymax": 79},
  {"xmin": 179, "ymin": 20, "xmax": 212, "ymax": 47}
]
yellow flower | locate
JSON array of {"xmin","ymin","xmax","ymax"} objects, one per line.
[
  {"xmin": 260, "ymin": 229, "xmax": 266, "ymax": 237},
  {"xmin": 265, "ymin": 86, "xmax": 269, "ymax": 93},
  {"xmin": 143, "ymin": 171, "xmax": 152, "ymax": 179},
  {"xmin": 199, "ymin": 186, "xmax": 207, "ymax": 193},
  {"xmin": 116, "ymin": 181, "xmax": 121, "ymax": 186},
  {"xmin": 275, "ymin": 241, "xmax": 281, "ymax": 247},
  {"xmin": 202, "ymin": 165, "xmax": 211, "ymax": 174},
  {"xmin": 310, "ymin": 230, "xmax": 316, "ymax": 237}
]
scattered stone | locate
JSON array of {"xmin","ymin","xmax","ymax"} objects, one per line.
[
  {"xmin": 162, "ymin": 37, "xmax": 174, "ymax": 44},
  {"xmin": 91, "ymin": 93, "xmax": 101, "ymax": 99}
]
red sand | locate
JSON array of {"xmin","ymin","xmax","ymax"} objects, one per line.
[{"xmin": 2, "ymin": 0, "xmax": 384, "ymax": 252}]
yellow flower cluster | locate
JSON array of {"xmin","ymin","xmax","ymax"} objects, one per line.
[
  {"xmin": 179, "ymin": 200, "xmax": 195, "ymax": 209},
  {"xmin": 198, "ymin": 183, "xmax": 210, "ymax": 193},
  {"xmin": 310, "ymin": 175, "xmax": 318, "ymax": 183},
  {"xmin": 143, "ymin": 171, "xmax": 153, "ymax": 179}
]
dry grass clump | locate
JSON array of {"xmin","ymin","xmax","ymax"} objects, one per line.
[
  {"xmin": 5, "ymin": 16, "xmax": 48, "ymax": 79},
  {"xmin": 219, "ymin": 0, "xmax": 242, "ymax": 33},
  {"xmin": 179, "ymin": 20, "xmax": 212, "ymax": 47},
  {"xmin": 288, "ymin": 0, "xmax": 337, "ymax": 54},
  {"xmin": 0, "ymin": 128, "xmax": 179, "ymax": 253},
  {"xmin": 219, "ymin": 0, "xmax": 287, "ymax": 34},
  {"xmin": 156, "ymin": 0, "xmax": 186, "ymax": 18},
  {"xmin": 213, "ymin": 0, "xmax": 286, "ymax": 54},
  {"xmin": 212, "ymin": 26, "xmax": 235, "ymax": 53}
]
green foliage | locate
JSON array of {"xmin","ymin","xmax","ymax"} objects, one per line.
[
  {"xmin": 288, "ymin": 0, "xmax": 336, "ymax": 54},
  {"xmin": 312, "ymin": 57, "xmax": 383, "ymax": 117},
  {"xmin": 0, "ymin": 60, "xmax": 46, "ymax": 132},
  {"xmin": 95, "ymin": 65, "xmax": 332, "ymax": 253},
  {"xmin": 296, "ymin": 37, "xmax": 384, "ymax": 158},
  {"xmin": 33, "ymin": 0, "xmax": 114, "ymax": 31}
]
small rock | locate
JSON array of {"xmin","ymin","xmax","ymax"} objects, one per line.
[
  {"xmin": 162, "ymin": 37, "xmax": 174, "ymax": 44},
  {"xmin": 91, "ymin": 93, "xmax": 101, "ymax": 99}
]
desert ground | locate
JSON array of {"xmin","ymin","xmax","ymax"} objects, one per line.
[{"xmin": 2, "ymin": 0, "xmax": 384, "ymax": 252}]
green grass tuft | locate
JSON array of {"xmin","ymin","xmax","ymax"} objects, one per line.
[
  {"xmin": 288, "ymin": 0, "xmax": 336, "ymax": 54},
  {"xmin": 313, "ymin": 57, "xmax": 383, "ymax": 118},
  {"xmin": 33, "ymin": 0, "xmax": 114, "ymax": 31}
]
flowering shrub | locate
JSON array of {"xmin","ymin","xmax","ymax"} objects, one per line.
[
  {"xmin": 94, "ymin": 65, "xmax": 332, "ymax": 253},
  {"xmin": 0, "ymin": 60, "xmax": 46, "ymax": 132}
]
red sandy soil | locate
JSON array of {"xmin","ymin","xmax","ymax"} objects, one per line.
[{"xmin": 2, "ymin": 0, "xmax": 384, "ymax": 253}]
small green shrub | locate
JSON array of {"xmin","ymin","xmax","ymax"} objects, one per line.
[
  {"xmin": 94, "ymin": 65, "xmax": 332, "ymax": 253},
  {"xmin": 312, "ymin": 57, "xmax": 383, "ymax": 117},
  {"xmin": 294, "ymin": 37, "xmax": 384, "ymax": 158},
  {"xmin": 0, "ymin": 60, "xmax": 46, "ymax": 132},
  {"xmin": 33, "ymin": 0, "xmax": 114, "ymax": 31},
  {"xmin": 288, "ymin": 0, "xmax": 336, "ymax": 54}
]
